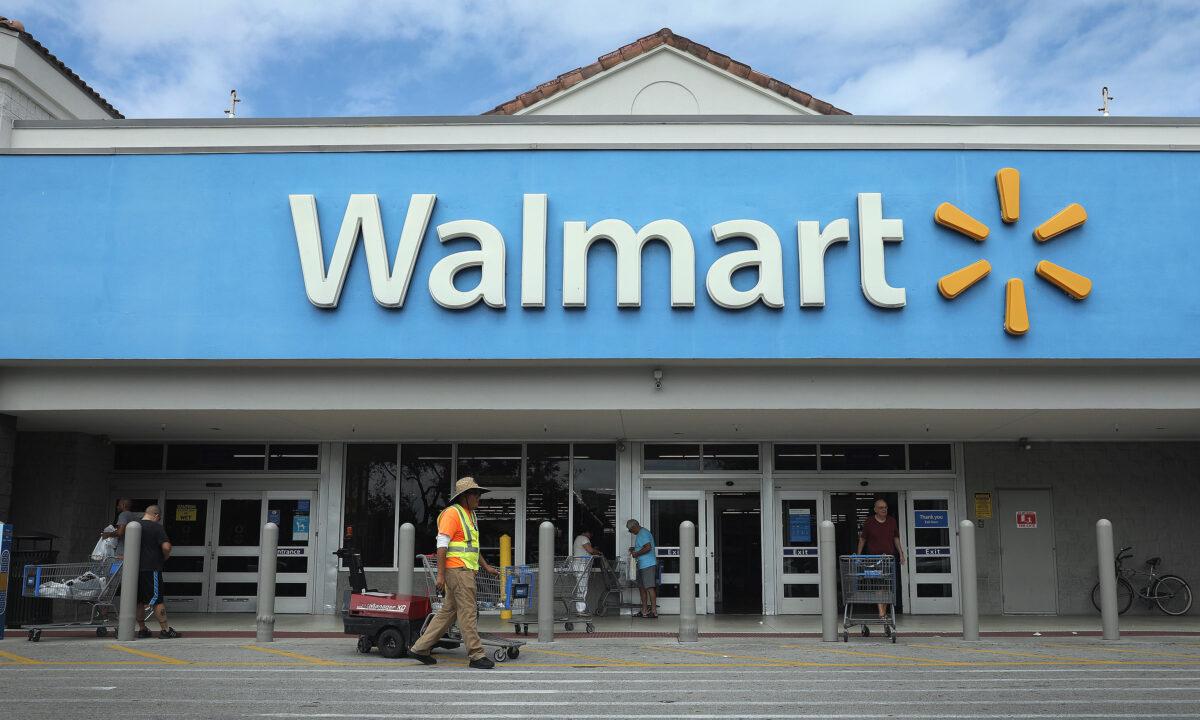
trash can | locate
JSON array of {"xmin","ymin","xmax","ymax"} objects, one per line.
[{"xmin": 5, "ymin": 533, "xmax": 58, "ymax": 628}]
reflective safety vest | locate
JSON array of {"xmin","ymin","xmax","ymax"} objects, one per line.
[{"xmin": 443, "ymin": 504, "xmax": 480, "ymax": 571}]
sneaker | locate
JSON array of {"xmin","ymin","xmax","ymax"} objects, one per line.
[
  {"xmin": 409, "ymin": 651, "xmax": 437, "ymax": 666},
  {"xmin": 158, "ymin": 627, "xmax": 181, "ymax": 639},
  {"xmin": 468, "ymin": 656, "xmax": 495, "ymax": 670},
  {"xmin": 135, "ymin": 628, "xmax": 152, "ymax": 639}
]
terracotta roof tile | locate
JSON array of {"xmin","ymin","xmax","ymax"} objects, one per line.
[
  {"xmin": 0, "ymin": 16, "xmax": 122, "ymax": 119},
  {"xmin": 486, "ymin": 28, "xmax": 848, "ymax": 116}
]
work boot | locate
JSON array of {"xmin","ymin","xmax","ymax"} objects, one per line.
[
  {"xmin": 468, "ymin": 656, "xmax": 495, "ymax": 669},
  {"xmin": 409, "ymin": 651, "xmax": 437, "ymax": 665},
  {"xmin": 158, "ymin": 627, "xmax": 181, "ymax": 639}
]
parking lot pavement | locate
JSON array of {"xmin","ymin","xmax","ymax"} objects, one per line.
[{"xmin": 4, "ymin": 635, "xmax": 1200, "ymax": 718}]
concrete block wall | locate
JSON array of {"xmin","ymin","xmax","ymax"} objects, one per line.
[
  {"xmin": 964, "ymin": 441, "xmax": 1200, "ymax": 615},
  {"xmin": 0, "ymin": 414, "xmax": 15, "ymax": 520},
  {"xmin": 9, "ymin": 432, "xmax": 114, "ymax": 561}
]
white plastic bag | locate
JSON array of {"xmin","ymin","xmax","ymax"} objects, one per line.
[{"xmin": 91, "ymin": 525, "xmax": 117, "ymax": 560}]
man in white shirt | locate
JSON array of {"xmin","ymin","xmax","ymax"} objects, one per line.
[{"xmin": 572, "ymin": 530, "xmax": 602, "ymax": 614}]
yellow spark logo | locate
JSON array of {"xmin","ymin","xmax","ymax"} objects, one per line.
[{"xmin": 934, "ymin": 168, "xmax": 1092, "ymax": 335}]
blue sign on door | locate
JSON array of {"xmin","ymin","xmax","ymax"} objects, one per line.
[
  {"xmin": 913, "ymin": 510, "xmax": 949, "ymax": 528},
  {"xmin": 293, "ymin": 515, "xmax": 309, "ymax": 534},
  {"xmin": 788, "ymin": 509, "xmax": 812, "ymax": 543}
]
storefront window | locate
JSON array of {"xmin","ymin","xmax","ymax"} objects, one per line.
[
  {"xmin": 525, "ymin": 444, "xmax": 570, "ymax": 560},
  {"xmin": 268, "ymin": 444, "xmax": 320, "ymax": 471},
  {"xmin": 167, "ymin": 443, "xmax": 266, "ymax": 471},
  {"xmin": 113, "ymin": 443, "xmax": 165, "ymax": 471},
  {"xmin": 456, "ymin": 443, "xmax": 522, "ymax": 487},
  {"xmin": 702, "ymin": 443, "xmax": 759, "ymax": 471},
  {"xmin": 343, "ymin": 444, "xmax": 397, "ymax": 568},
  {"xmin": 399, "ymin": 444, "xmax": 451, "ymax": 556},
  {"xmin": 643, "ymin": 443, "xmax": 701, "ymax": 471},
  {"xmin": 908, "ymin": 443, "xmax": 953, "ymax": 471},
  {"xmin": 773, "ymin": 444, "xmax": 818, "ymax": 471},
  {"xmin": 820, "ymin": 444, "xmax": 906, "ymax": 471},
  {"xmin": 572, "ymin": 444, "xmax": 617, "ymax": 558}
]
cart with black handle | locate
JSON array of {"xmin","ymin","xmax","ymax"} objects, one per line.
[{"xmin": 839, "ymin": 554, "xmax": 897, "ymax": 643}]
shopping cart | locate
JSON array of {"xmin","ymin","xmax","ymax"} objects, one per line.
[
  {"xmin": 416, "ymin": 555, "xmax": 524, "ymax": 663},
  {"xmin": 20, "ymin": 560, "xmax": 123, "ymax": 641},
  {"xmin": 593, "ymin": 555, "xmax": 641, "ymax": 616},
  {"xmin": 839, "ymin": 554, "xmax": 897, "ymax": 643},
  {"xmin": 506, "ymin": 556, "xmax": 596, "ymax": 635}
]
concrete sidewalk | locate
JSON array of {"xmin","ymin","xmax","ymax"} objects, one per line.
[{"xmin": 24, "ymin": 612, "xmax": 1200, "ymax": 639}]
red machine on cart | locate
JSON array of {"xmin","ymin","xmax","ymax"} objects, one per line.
[{"xmin": 337, "ymin": 539, "xmax": 436, "ymax": 659}]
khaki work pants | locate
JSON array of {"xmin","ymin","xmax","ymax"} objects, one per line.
[{"xmin": 410, "ymin": 566, "xmax": 484, "ymax": 660}]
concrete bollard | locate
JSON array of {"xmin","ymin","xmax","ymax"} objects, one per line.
[
  {"xmin": 255, "ymin": 522, "xmax": 279, "ymax": 642},
  {"xmin": 117, "ymin": 521, "xmax": 141, "ymax": 641},
  {"xmin": 397, "ymin": 523, "xmax": 415, "ymax": 598},
  {"xmin": 819, "ymin": 520, "xmax": 838, "ymax": 642},
  {"xmin": 678, "ymin": 520, "xmax": 698, "ymax": 643},
  {"xmin": 960, "ymin": 520, "xmax": 979, "ymax": 641},
  {"xmin": 1096, "ymin": 519, "xmax": 1120, "ymax": 640},
  {"xmin": 538, "ymin": 521, "xmax": 554, "ymax": 643}
]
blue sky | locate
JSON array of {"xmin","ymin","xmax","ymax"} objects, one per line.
[{"xmin": 8, "ymin": 1, "xmax": 1200, "ymax": 118}]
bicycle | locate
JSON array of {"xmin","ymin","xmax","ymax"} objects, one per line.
[{"xmin": 1090, "ymin": 546, "xmax": 1193, "ymax": 616}]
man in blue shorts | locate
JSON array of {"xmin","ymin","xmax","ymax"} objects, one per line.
[
  {"xmin": 135, "ymin": 506, "xmax": 181, "ymax": 639},
  {"xmin": 626, "ymin": 519, "xmax": 657, "ymax": 618}
]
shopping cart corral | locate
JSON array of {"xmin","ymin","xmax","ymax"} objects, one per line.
[
  {"xmin": 20, "ymin": 560, "xmax": 124, "ymax": 641},
  {"xmin": 416, "ymin": 554, "xmax": 524, "ymax": 662},
  {"xmin": 839, "ymin": 554, "xmax": 897, "ymax": 643},
  {"xmin": 505, "ymin": 556, "xmax": 595, "ymax": 635}
]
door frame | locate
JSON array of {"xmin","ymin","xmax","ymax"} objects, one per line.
[
  {"xmin": 906, "ymin": 489, "xmax": 960, "ymax": 615},
  {"xmin": 643, "ymin": 489, "xmax": 710, "ymax": 615},
  {"xmin": 995, "ymin": 486, "xmax": 1059, "ymax": 615}
]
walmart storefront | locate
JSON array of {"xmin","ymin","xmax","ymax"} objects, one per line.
[{"xmin": 1, "ymin": 116, "xmax": 1198, "ymax": 618}]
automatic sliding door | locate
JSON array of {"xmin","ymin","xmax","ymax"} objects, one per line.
[
  {"xmin": 162, "ymin": 496, "xmax": 212, "ymax": 613},
  {"xmin": 211, "ymin": 495, "xmax": 263, "ymax": 612},
  {"xmin": 267, "ymin": 492, "xmax": 315, "ymax": 614},
  {"xmin": 645, "ymin": 491, "xmax": 707, "ymax": 615},
  {"xmin": 777, "ymin": 492, "xmax": 823, "ymax": 614}
]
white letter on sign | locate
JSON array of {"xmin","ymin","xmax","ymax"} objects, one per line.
[
  {"xmin": 289, "ymin": 193, "xmax": 435, "ymax": 308},
  {"xmin": 857, "ymin": 193, "xmax": 906, "ymax": 308},
  {"xmin": 706, "ymin": 220, "xmax": 784, "ymax": 309},
  {"xmin": 429, "ymin": 220, "xmax": 507, "ymax": 309},
  {"xmin": 797, "ymin": 218, "xmax": 850, "ymax": 307},
  {"xmin": 562, "ymin": 219, "xmax": 696, "ymax": 308}
]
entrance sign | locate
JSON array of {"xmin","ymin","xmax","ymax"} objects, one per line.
[{"xmin": 1016, "ymin": 511, "xmax": 1038, "ymax": 529}]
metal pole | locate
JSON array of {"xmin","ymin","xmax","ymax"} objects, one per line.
[
  {"xmin": 255, "ymin": 522, "xmax": 279, "ymax": 643},
  {"xmin": 960, "ymin": 520, "xmax": 979, "ymax": 641},
  {"xmin": 117, "ymin": 521, "xmax": 141, "ymax": 641},
  {"xmin": 819, "ymin": 520, "xmax": 837, "ymax": 642},
  {"xmin": 1096, "ymin": 519, "xmax": 1120, "ymax": 640},
  {"xmin": 499, "ymin": 533, "xmax": 513, "ymax": 621},
  {"xmin": 678, "ymin": 520, "xmax": 698, "ymax": 643},
  {"xmin": 538, "ymin": 521, "xmax": 554, "ymax": 643},
  {"xmin": 397, "ymin": 523, "xmax": 415, "ymax": 597}
]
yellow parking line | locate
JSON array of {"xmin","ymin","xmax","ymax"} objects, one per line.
[
  {"xmin": 781, "ymin": 644, "xmax": 954, "ymax": 666},
  {"xmin": 0, "ymin": 650, "xmax": 41, "ymax": 664},
  {"xmin": 909, "ymin": 642, "xmax": 1090, "ymax": 662},
  {"xmin": 524, "ymin": 647, "xmax": 647, "ymax": 666},
  {"xmin": 240, "ymin": 645, "xmax": 343, "ymax": 666},
  {"xmin": 106, "ymin": 643, "xmax": 189, "ymax": 665},
  {"xmin": 1042, "ymin": 644, "xmax": 1200, "ymax": 660}
]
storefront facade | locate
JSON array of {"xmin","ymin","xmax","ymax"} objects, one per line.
[{"xmin": 2, "ymin": 114, "xmax": 1200, "ymax": 618}]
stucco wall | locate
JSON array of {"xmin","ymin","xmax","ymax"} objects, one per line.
[
  {"xmin": 0, "ymin": 79, "xmax": 51, "ymax": 121},
  {"xmin": 964, "ymin": 441, "xmax": 1200, "ymax": 616}
]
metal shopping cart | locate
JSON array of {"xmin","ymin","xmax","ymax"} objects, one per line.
[
  {"xmin": 506, "ymin": 556, "xmax": 596, "ymax": 635},
  {"xmin": 839, "ymin": 554, "xmax": 897, "ymax": 643},
  {"xmin": 416, "ymin": 555, "xmax": 524, "ymax": 662},
  {"xmin": 20, "ymin": 560, "xmax": 123, "ymax": 641},
  {"xmin": 594, "ymin": 555, "xmax": 641, "ymax": 616}
]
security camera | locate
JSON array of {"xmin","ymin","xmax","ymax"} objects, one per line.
[
  {"xmin": 653, "ymin": 369, "xmax": 663, "ymax": 390},
  {"xmin": 1018, "ymin": 437, "xmax": 1031, "ymax": 450}
]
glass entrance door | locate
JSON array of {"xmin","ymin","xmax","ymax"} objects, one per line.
[
  {"xmin": 906, "ymin": 490, "xmax": 958, "ymax": 614},
  {"xmin": 777, "ymin": 492, "xmax": 824, "ymax": 614},
  {"xmin": 211, "ymin": 494, "xmax": 263, "ymax": 612},
  {"xmin": 644, "ymin": 490, "xmax": 708, "ymax": 615},
  {"xmin": 475, "ymin": 489, "xmax": 523, "ymax": 568},
  {"xmin": 162, "ymin": 495, "xmax": 212, "ymax": 612},
  {"xmin": 267, "ymin": 492, "xmax": 315, "ymax": 614}
]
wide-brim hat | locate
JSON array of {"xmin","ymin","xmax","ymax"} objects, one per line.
[{"xmin": 449, "ymin": 476, "xmax": 490, "ymax": 504}]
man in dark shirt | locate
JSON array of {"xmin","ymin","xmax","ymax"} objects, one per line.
[
  {"xmin": 856, "ymin": 497, "xmax": 907, "ymax": 620},
  {"xmin": 135, "ymin": 506, "xmax": 181, "ymax": 639}
]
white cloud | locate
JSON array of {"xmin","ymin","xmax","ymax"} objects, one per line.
[{"xmin": 6, "ymin": 0, "xmax": 1199, "ymax": 117}]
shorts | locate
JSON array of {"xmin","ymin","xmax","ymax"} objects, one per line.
[
  {"xmin": 637, "ymin": 565, "xmax": 657, "ymax": 588},
  {"xmin": 137, "ymin": 570, "xmax": 163, "ymax": 605}
]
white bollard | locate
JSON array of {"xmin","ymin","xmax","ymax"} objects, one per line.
[
  {"xmin": 255, "ymin": 522, "xmax": 279, "ymax": 642},
  {"xmin": 1096, "ymin": 519, "xmax": 1120, "ymax": 640},
  {"xmin": 678, "ymin": 521, "xmax": 698, "ymax": 643},
  {"xmin": 819, "ymin": 520, "xmax": 838, "ymax": 642},
  {"xmin": 538, "ymin": 521, "xmax": 554, "ymax": 643},
  {"xmin": 398, "ymin": 523, "xmax": 415, "ymax": 597},
  {"xmin": 117, "ymin": 521, "xmax": 141, "ymax": 641},
  {"xmin": 960, "ymin": 520, "xmax": 979, "ymax": 641}
]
